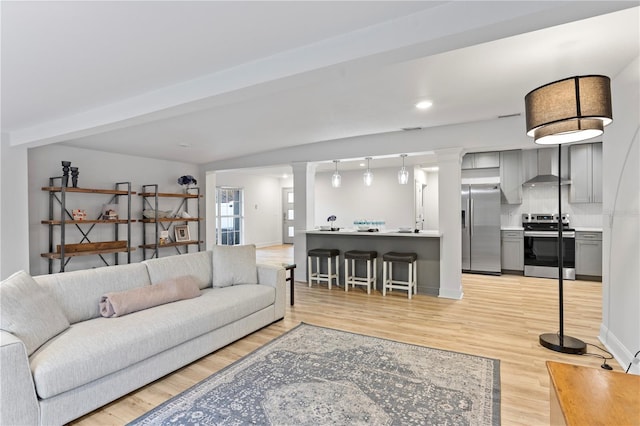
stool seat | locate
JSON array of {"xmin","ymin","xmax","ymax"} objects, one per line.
[
  {"xmin": 344, "ymin": 250, "xmax": 377, "ymax": 260},
  {"xmin": 382, "ymin": 252, "xmax": 417, "ymax": 263},
  {"xmin": 308, "ymin": 248, "xmax": 340, "ymax": 258}
]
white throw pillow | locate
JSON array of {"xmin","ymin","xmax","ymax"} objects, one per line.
[
  {"xmin": 0, "ymin": 270, "xmax": 70, "ymax": 355},
  {"xmin": 212, "ymin": 244, "xmax": 257, "ymax": 287}
]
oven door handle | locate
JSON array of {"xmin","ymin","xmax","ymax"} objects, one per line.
[{"xmin": 524, "ymin": 231, "xmax": 576, "ymax": 238}]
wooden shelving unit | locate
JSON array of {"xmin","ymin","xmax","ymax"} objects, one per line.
[
  {"xmin": 139, "ymin": 185, "xmax": 202, "ymax": 260},
  {"xmin": 41, "ymin": 180, "xmax": 136, "ymax": 273}
]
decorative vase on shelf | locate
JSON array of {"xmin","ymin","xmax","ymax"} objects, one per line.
[
  {"xmin": 61, "ymin": 161, "xmax": 71, "ymax": 187},
  {"xmin": 70, "ymin": 167, "xmax": 79, "ymax": 188},
  {"xmin": 177, "ymin": 175, "xmax": 197, "ymax": 190}
]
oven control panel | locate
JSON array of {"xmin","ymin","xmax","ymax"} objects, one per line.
[{"xmin": 522, "ymin": 213, "xmax": 569, "ymax": 225}]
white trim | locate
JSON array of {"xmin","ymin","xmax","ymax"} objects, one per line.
[{"xmin": 599, "ymin": 323, "xmax": 639, "ymax": 375}]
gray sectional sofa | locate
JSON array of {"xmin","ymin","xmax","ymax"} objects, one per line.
[{"xmin": 0, "ymin": 245, "xmax": 286, "ymax": 425}]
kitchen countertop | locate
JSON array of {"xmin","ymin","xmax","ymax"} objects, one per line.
[
  {"xmin": 306, "ymin": 229, "xmax": 442, "ymax": 237},
  {"xmin": 574, "ymin": 227, "xmax": 603, "ymax": 232}
]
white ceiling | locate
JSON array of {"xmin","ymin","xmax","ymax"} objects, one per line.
[{"xmin": 2, "ymin": 1, "xmax": 639, "ymax": 170}]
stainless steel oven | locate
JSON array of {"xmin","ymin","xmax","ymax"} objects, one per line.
[{"xmin": 523, "ymin": 214, "xmax": 576, "ymax": 280}]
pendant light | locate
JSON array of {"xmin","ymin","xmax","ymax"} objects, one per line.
[
  {"xmin": 398, "ymin": 154, "xmax": 409, "ymax": 184},
  {"xmin": 331, "ymin": 160, "xmax": 341, "ymax": 188},
  {"xmin": 525, "ymin": 74, "xmax": 612, "ymax": 355},
  {"xmin": 363, "ymin": 157, "xmax": 373, "ymax": 186}
]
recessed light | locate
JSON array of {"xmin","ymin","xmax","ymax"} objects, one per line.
[
  {"xmin": 415, "ymin": 100, "xmax": 433, "ymax": 110},
  {"xmin": 359, "ymin": 163, "xmax": 365, "ymax": 167}
]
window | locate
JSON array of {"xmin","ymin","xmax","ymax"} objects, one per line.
[{"xmin": 215, "ymin": 187, "xmax": 243, "ymax": 245}]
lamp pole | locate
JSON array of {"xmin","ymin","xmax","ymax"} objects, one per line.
[
  {"xmin": 538, "ymin": 144, "xmax": 586, "ymax": 354},
  {"xmin": 557, "ymin": 144, "xmax": 565, "ymax": 345}
]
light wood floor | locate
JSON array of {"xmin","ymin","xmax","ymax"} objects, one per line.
[{"xmin": 71, "ymin": 244, "xmax": 614, "ymax": 425}]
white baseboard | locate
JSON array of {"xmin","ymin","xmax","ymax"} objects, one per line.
[
  {"xmin": 599, "ymin": 323, "xmax": 639, "ymax": 374},
  {"xmin": 438, "ymin": 288, "xmax": 464, "ymax": 300}
]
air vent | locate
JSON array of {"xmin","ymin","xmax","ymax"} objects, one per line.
[
  {"xmin": 401, "ymin": 127, "xmax": 422, "ymax": 131},
  {"xmin": 498, "ymin": 113, "xmax": 521, "ymax": 119}
]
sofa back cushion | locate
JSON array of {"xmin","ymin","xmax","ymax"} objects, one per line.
[
  {"xmin": 212, "ymin": 244, "xmax": 257, "ymax": 287},
  {"xmin": 1, "ymin": 271, "xmax": 70, "ymax": 355},
  {"xmin": 143, "ymin": 251, "xmax": 212, "ymax": 290},
  {"xmin": 33, "ymin": 263, "xmax": 151, "ymax": 324}
]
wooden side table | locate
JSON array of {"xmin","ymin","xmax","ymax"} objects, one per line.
[
  {"xmin": 547, "ymin": 360, "xmax": 640, "ymax": 425},
  {"xmin": 283, "ymin": 263, "xmax": 296, "ymax": 306}
]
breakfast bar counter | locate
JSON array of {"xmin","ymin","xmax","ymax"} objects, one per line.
[{"xmin": 305, "ymin": 230, "xmax": 441, "ymax": 295}]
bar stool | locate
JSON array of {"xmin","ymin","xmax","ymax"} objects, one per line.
[
  {"xmin": 307, "ymin": 248, "xmax": 340, "ymax": 289},
  {"xmin": 382, "ymin": 251, "xmax": 417, "ymax": 299},
  {"xmin": 344, "ymin": 250, "xmax": 377, "ymax": 294}
]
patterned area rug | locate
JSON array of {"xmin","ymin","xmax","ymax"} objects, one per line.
[{"xmin": 129, "ymin": 323, "xmax": 500, "ymax": 425}]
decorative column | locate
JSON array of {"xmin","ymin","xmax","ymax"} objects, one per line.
[
  {"xmin": 292, "ymin": 162, "xmax": 316, "ymax": 280},
  {"xmin": 436, "ymin": 148, "xmax": 464, "ymax": 299}
]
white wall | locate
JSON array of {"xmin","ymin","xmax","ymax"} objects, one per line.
[
  {"xmin": 600, "ymin": 56, "xmax": 640, "ymax": 374},
  {"xmin": 314, "ymin": 167, "xmax": 414, "ymax": 230},
  {"xmin": 424, "ymin": 170, "xmax": 439, "ymax": 230},
  {"xmin": 215, "ymin": 171, "xmax": 284, "ymax": 248},
  {"xmin": 28, "ymin": 144, "xmax": 201, "ymax": 275},
  {"xmin": 0, "ymin": 137, "xmax": 30, "ymax": 279}
]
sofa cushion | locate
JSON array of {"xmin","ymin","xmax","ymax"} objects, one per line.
[
  {"xmin": 212, "ymin": 244, "xmax": 257, "ymax": 287},
  {"xmin": 100, "ymin": 275, "xmax": 201, "ymax": 317},
  {"xmin": 143, "ymin": 251, "xmax": 213, "ymax": 290},
  {"xmin": 0, "ymin": 271, "xmax": 70, "ymax": 356},
  {"xmin": 30, "ymin": 284, "xmax": 275, "ymax": 399},
  {"xmin": 33, "ymin": 263, "xmax": 151, "ymax": 324}
]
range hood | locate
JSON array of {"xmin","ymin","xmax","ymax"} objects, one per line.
[{"xmin": 522, "ymin": 148, "xmax": 571, "ymax": 187}]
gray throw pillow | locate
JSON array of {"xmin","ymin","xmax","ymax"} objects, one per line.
[
  {"xmin": 0, "ymin": 270, "xmax": 70, "ymax": 355},
  {"xmin": 212, "ymin": 244, "xmax": 257, "ymax": 287}
]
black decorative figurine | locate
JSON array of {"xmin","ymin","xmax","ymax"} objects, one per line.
[
  {"xmin": 61, "ymin": 161, "xmax": 71, "ymax": 187},
  {"xmin": 70, "ymin": 167, "xmax": 79, "ymax": 188}
]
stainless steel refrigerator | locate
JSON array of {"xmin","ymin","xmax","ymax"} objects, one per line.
[{"xmin": 461, "ymin": 184, "xmax": 501, "ymax": 274}]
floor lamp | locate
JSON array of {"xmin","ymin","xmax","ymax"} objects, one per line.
[{"xmin": 524, "ymin": 75, "xmax": 613, "ymax": 354}]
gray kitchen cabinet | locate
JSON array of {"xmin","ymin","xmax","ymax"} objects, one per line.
[
  {"xmin": 462, "ymin": 152, "xmax": 500, "ymax": 170},
  {"xmin": 570, "ymin": 142, "xmax": 602, "ymax": 203},
  {"xmin": 501, "ymin": 230, "xmax": 524, "ymax": 272},
  {"xmin": 500, "ymin": 150, "xmax": 522, "ymax": 204},
  {"xmin": 575, "ymin": 231, "xmax": 602, "ymax": 279}
]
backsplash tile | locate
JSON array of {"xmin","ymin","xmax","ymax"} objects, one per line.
[{"xmin": 501, "ymin": 185, "xmax": 603, "ymax": 228}]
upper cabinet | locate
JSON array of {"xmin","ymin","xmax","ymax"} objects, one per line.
[
  {"xmin": 461, "ymin": 152, "xmax": 500, "ymax": 170},
  {"xmin": 570, "ymin": 142, "xmax": 602, "ymax": 203},
  {"xmin": 500, "ymin": 150, "xmax": 523, "ymax": 204}
]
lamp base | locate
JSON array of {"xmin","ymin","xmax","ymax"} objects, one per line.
[{"xmin": 539, "ymin": 333, "xmax": 587, "ymax": 354}]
